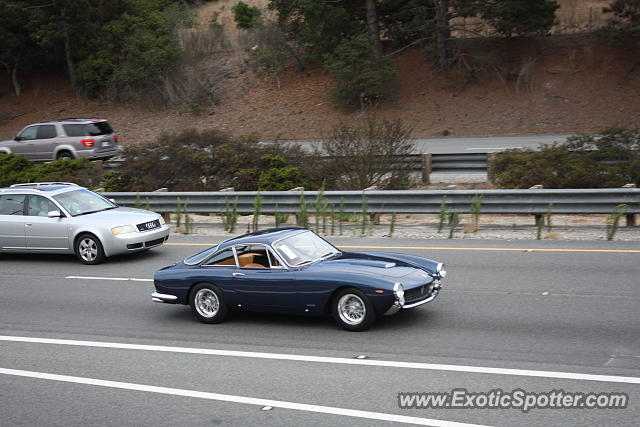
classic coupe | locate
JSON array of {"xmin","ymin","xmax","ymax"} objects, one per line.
[{"xmin": 151, "ymin": 228, "xmax": 446, "ymax": 331}]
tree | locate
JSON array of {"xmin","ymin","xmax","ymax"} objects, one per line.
[
  {"xmin": 245, "ymin": 24, "xmax": 290, "ymax": 89},
  {"xmin": 458, "ymin": 0, "xmax": 559, "ymax": 37},
  {"xmin": 0, "ymin": 1, "xmax": 37, "ymax": 95},
  {"xmin": 232, "ymin": 1, "xmax": 262, "ymax": 29},
  {"xmin": 324, "ymin": 34, "xmax": 396, "ymax": 107}
]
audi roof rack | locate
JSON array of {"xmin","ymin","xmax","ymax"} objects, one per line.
[{"xmin": 9, "ymin": 182, "xmax": 79, "ymax": 188}]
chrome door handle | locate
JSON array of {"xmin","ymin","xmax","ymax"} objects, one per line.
[{"xmin": 232, "ymin": 272, "xmax": 245, "ymax": 277}]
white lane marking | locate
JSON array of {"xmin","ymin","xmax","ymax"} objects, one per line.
[
  {"xmin": 66, "ymin": 276, "xmax": 153, "ymax": 282},
  {"xmin": 0, "ymin": 368, "xmax": 486, "ymax": 427},
  {"xmin": 1, "ymin": 336, "xmax": 638, "ymax": 385}
]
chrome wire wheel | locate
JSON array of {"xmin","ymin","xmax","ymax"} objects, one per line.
[
  {"xmin": 194, "ymin": 288, "xmax": 220, "ymax": 318},
  {"xmin": 337, "ymin": 293, "xmax": 366, "ymax": 325},
  {"xmin": 79, "ymin": 237, "xmax": 98, "ymax": 262}
]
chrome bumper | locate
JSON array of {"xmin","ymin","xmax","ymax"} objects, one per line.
[
  {"xmin": 151, "ymin": 292, "xmax": 178, "ymax": 303},
  {"xmin": 384, "ymin": 281, "xmax": 442, "ymax": 315}
]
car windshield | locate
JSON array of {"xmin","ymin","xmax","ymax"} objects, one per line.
[
  {"xmin": 272, "ymin": 231, "xmax": 340, "ymax": 266},
  {"xmin": 53, "ymin": 189, "xmax": 116, "ymax": 217}
]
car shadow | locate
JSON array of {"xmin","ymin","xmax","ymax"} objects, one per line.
[{"xmin": 0, "ymin": 248, "xmax": 164, "ymax": 266}]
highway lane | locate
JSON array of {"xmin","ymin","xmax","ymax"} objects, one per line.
[
  {"xmin": 272, "ymin": 134, "xmax": 570, "ymax": 154},
  {"xmin": 1, "ymin": 236, "xmax": 639, "ymax": 426}
]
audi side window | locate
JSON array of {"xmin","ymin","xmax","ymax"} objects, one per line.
[
  {"xmin": 0, "ymin": 195, "xmax": 26, "ymax": 215},
  {"xmin": 27, "ymin": 195, "xmax": 58, "ymax": 217}
]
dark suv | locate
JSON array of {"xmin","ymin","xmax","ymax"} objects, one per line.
[{"xmin": 0, "ymin": 118, "xmax": 119, "ymax": 161}]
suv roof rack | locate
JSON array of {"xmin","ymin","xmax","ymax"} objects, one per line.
[{"xmin": 9, "ymin": 182, "xmax": 79, "ymax": 188}]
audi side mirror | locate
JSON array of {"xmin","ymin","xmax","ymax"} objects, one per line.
[{"xmin": 48, "ymin": 210, "xmax": 62, "ymax": 218}]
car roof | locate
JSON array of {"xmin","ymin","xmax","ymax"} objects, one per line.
[
  {"xmin": 219, "ymin": 227, "xmax": 307, "ymax": 248},
  {"xmin": 0, "ymin": 182, "xmax": 84, "ymax": 195}
]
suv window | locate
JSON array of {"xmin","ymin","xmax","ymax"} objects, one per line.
[
  {"xmin": 18, "ymin": 126, "xmax": 38, "ymax": 140},
  {"xmin": 27, "ymin": 195, "xmax": 59, "ymax": 217},
  {"xmin": 36, "ymin": 125, "xmax": 57, "ymax": 139},
  {"xmin": 0, "ymin": 194, "xmax": 25, "ymax": 215},
  {"xmin": 63, "ymin": 122, "xmax": 113, "ymax": 137},
  {"xmin": 87, "ymin": 122, "xmax": 113, "ymax": 136}
]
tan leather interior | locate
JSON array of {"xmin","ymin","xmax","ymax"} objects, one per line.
[
  {"xmin": 216, "ymin": 257, "xmax": 235, "ymax": 266},
  {"xmin": 214, "ymin": 252, "xmax": 267, "ymax": 268}
]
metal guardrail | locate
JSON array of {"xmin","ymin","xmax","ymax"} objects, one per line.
[
  {"xmin": 103, "ymin": 188, "xmax": 640, "ymax": 216},
  {"xmin": 104, "ymin": 153, "xmax": 489, "ymax": 179}
]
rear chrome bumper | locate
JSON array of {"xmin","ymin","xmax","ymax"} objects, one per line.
[{"xmin": 151, "ymin": 292, "xmax": 178, "ymax": 303}]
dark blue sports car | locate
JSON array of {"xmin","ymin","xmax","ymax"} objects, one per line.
[{"xmin": 151, "ymin": 228, "xmax": 446, "ymax": 331}]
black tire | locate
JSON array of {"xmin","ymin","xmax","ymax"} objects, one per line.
[
  {"xmin": 56, "ymin": 150, "xmax": 74, "ymax": 160},
  {"xmin": 74, "ymin": 233, "xmax": 105, "ymax": 265},
  {"xmin": 189, "ymin": 283, "xmax": 228, "ymax": 324},
  {"xmin": 332, "ymin": 288, "xmax": 376, "ymax": 331}
]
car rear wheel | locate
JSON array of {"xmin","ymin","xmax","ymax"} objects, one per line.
[
  {"xmin": 332, "ymin": 288, "xmax": 375, "ymax": 331},
  {"xmin": 75, "ymin": 233, "xmax": 105, "ymax": 265},
  {"xmin": 190, "ymin": 283, "xmax": 227, "ymax": 324}
]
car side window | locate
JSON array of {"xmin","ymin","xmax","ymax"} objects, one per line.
[
  {"xmin": 18, "ymin": 126, "xmax": 38, "ymax": 141},
  {"xmin": 234, "ymin": 244, "xmax": 271, "ymax": 268},
  {"xmin": 202, "ymin": 248, "xmax": 237, "ymax": 267},
  {"xmin": 27, "ymin": 195, "xmax": 58, "ymax": 217},
  {"xmin": 63, "ymin": 124, "xmax": 85, "ymax": 137},
  {"xmin": 36, "ymin": 125, "xmax": 57, "ymax": 139},
  {"xmin": 0, "ymin": 195, "xmax": 26, "ymax": 215},
  {"xmin": 266, "ymin": 248, "xmax": 284, "ymax": 268}
]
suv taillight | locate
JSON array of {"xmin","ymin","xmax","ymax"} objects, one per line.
[
  {"xmin": 81, "ymin": 138, "xmax": 95, "ymax": 147},
  {"xmin": 113, "ymin": 135, "xmax": 119, "ymax": 143}
]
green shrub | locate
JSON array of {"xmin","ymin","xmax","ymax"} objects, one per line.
[
  {"xmin": 0, "ymin": 153, "xmax": 102, "ymax": 188},
  {"xmin": 489, "ymin": 128, "xmax": 640, "ymax": 188},
  {"xmin": 232, "ymin": 2, "xmax": 262, "ymax": 29}
]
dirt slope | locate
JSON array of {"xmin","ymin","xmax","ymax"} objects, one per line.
[{"xmin": 0, "ymin": 34, "xmax": 638, "ymax": 144}]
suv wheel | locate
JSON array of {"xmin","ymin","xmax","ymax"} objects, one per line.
[{"xmin": 56, "ymin": 151, "xmax": 74, "ymax": 160}]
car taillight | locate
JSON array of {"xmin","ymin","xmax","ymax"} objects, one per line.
[
  {"xmin": 113, "ymin": 135, "xmax": 118, "ymax": 143},
  {"xmin": 81, "ymin": 138, "xmax": 95, "ymax": 147}
]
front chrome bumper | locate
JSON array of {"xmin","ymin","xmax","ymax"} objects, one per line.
[
  {"xmin": 384, "ymin": 280, "xmax": 442, "ymax": 315},
  {"xmin": 151, "ymin": 292, "xmax": 178, "ymax": 303}
]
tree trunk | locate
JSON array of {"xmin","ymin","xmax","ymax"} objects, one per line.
[
  {"xmin": 11, "ymin": 60, "xmax": 21, "ymax": 96},
  {"xmin": 365, "ymin": 0, "xmax": 383, "ymax": 62},
  {"xmin": 59, "ymin": 4, "xmax": 79, "ymax": 97},
  {"xmin": 434, "ymin": 0, "xmax": 452, "ymax": 71}
]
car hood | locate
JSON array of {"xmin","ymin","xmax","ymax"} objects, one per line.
[
  {"xmin": 72, "ymin": 207, "xmax": 160, "ymax": 224},
  {"xmin": 306, "ymin": 252, "xmax": 422, "ymax": 279}
]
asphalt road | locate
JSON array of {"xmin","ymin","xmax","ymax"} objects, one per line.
[
  {"xmin": 275, "ymin": 134, "xmax": 570, "ymax": 154},
  {"xmin": 1, "ymin": 235, "xmax": 639, "ymax": 426}
]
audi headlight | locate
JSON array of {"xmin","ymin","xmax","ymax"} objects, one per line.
[
  {"xmin": 159, "ymin": 216, "xmax": 165, "ymax": 225},
  {"xmin": 111, "ymin": 225, "xmax": 136, "ymax": 235},
  {"xmin": 436, "ymin": 263, "xmax": 447, "ymax": 279},
  {"xmin": 393, "ymin": 282, "xmax": 405, "ymax": 306}
]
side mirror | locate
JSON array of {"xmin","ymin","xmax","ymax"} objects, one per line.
[
  {"xmin": 14, "ymin": 136, "xmax": 22, "ymax": 141},
  {"xmin": 109, "ymin": 199, "xmax": 116, "ymax": 203},
  {"xmin": 48, "ymin": 210, "xmax": 62, "ymax": 218}
]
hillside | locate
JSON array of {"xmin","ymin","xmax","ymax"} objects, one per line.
[{"xmin": 1, "ymin": 33, "xmax": 639, "ymax": 145}]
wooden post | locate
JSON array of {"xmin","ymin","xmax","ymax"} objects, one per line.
[
  {"xmin": 421, "ymin": 153, "xmax": 432, "ymax": 185},
  {"xmin": 162, "ymin": 212, "xmax": 171, "ymax": 224},
  {"xmin": 626, "ymin": 214, "xmax": 637, "ymax": 227}
]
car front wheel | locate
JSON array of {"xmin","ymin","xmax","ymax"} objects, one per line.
[
  {"xmin": 75, "ymin": 233, "xmax": 105, "ymax": 265},
  {"xmin": 190, "ymin": 283, "xmax": 228, "ymax": 324},
  {"xmin": 332, "ymin": 288, "xmax": 376, "ymax": 331}
]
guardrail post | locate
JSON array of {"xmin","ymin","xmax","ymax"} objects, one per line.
[
  {"xmin": 161, "ymin": 212, "xmax": 171, "ymax": 224},
  {"xmin": 626, "ymin": 214, "xmax": 637, "ymax": 227},
  {"xmin": 421, "ymin": 154, "xmax": 432, "ymax": 184}
]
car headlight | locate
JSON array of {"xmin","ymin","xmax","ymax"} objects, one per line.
[
  {"xmin": 111, "ymin": 225, "xmax": 136, "ymax": 235},
  {"xmin": 159, "ymin": 216, "xmax": 165, "ymax": 225},
  {"xmin": 436, "ymin": 263, "xmax": 447, "ymax": 279},
  {"xmin": 393, "ymin": 282, "xmax": 405, "ymax": 306}
]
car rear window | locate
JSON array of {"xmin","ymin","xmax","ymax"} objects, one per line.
[{"xmin": 63, "ymin": 122, "xmax": 113, "ymax": 137}]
